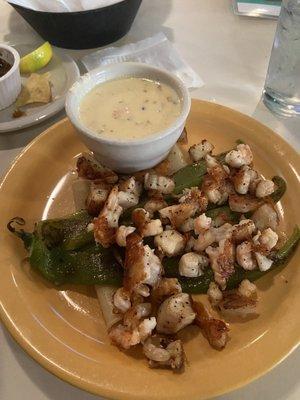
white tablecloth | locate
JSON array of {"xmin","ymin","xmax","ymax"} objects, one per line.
[{"xmin": 0, "ymin": 0, "xmax": 299, "ymax": 399}]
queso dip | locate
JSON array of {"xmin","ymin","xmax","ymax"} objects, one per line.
[{"xmin": 79, "ymin": 77, "xmax": 182, "ymax": 140}]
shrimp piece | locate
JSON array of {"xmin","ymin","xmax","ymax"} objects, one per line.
[
  {"xmin": 193, "ymin": 229, "xmax": 215, "ymax": 252},
  {"xmin": 118, "ymin": 177, "xmax": 142, "ymax": 209},
  {"xmin": 144, "ymin": 196, "xmax": 168, "ymax": 218},
  {"xmin": 179, "ymin": 252, "xmax": 209, "ymax": 277},
  {"xmin": 138, "ymin": 318, "xmax": 157, "ymax": 342},
  {"xmin": 207, "ymin": 282, "xmax": 223, "ymax": 306},
  {"xmin": 225, "ymin": 144, "xmax": 253, "ymax": 168},
  {"xmin": 202, "ymin": 159, "xmax": 231, "ymax": 205},
  {"xmin": 123, "ymin": 303, "xmax": 152, "ymax": 328},
  {"xmin": 206, "ymin": 238, "xmax": 235, "ymax": 289},
  {"xmin": 132, "ymin": 208, "xmax": 163, "ymax": 237},
  {"xmin": 143, "ymin": 220, "xmax": 164, "ymax": 237},
  {"xmin": 179, "ymin": 187, "xmax": 208, "ymax": 213},
  {"xmin": 193, "ymin": 301, "xmax": 229, "ymax": 349},
  {"xmin": 132, "ymin": 208, "xmax": 150, "ymax": 230},
  {"xmin": 194, "ymin": 222, "xmax": 233, "ymax": 253},
  {"xmin": 151, "ymin": 278, "xmax": 182, "ymax": 304},
  {"xmin": 254, "ymin": 252, "xmax": 273, "ymax": 272},
  {"xmin": 124, "ymin": 233, "xmax": 162, "ymax": 296},
  {"xmin": 248, "ymin": 169, "xmax": 261, "ymax": 195},
  {"xmin": 236, "ymin": 241, "xmax": 256, "ymax": 270},
  {"xmin": 109, "ymin": 324, "xmax": 141, "ymax": 349},
  {"xmin": 116, "ymin": 225, "xmax": 136, "ymax": 247},
  {"xmin": 144, "ymin": 173, "xmax": 175, "ymax": 194},
  {"xmin": 156, "ymin": 293, "xmax": 196, "ymax": 334},
  {"xmin": 154, "ymin": 230, "xmax": 186, "ymax": 257},
  {"xmin": 203, "ymin": 177, "xmax": 223, "ymax": 204},
  {"xmin": 251, "ymin": 203, "xmax": 279, "ymax": 231},
  {"xmin": 255, "ymin": 179, "xmax": 275, "ymax": 198},
  {"xmin": 232, "ymin": 219, "xmax": 256, "ymax": 243},
  {"xmin": 228, "ymin": 194, "xmax": 262, "ymax": 213},
  {"xmin": 86, "ymin": 181, "xmax": 112, "ymax": 216},
  {"xmin": 231, "ymin": 166, "xmax": 252, "ymax": 195},
  {"xmin": 205, "ymin": 154, "xmax": 220, "ymax": 169},
  {"xmin": 194, "ymin": 213, "xmax": 212, "ymax": 234},
  {"xmin": 219, "ymin": 289, "xmax": 257, "ymax": 317},
  {"xmin": 189, "ymin": 140, "xmax": 214, "ymax": 162},
  {"xmin": 94, "ymin": 186, "xmax": 123, "ymax": 247},
  {"xmin": 258, "ymin": 228, "xmax": 278, "ymax": 251},
  {"xmin": 238, "ymin": 279, "xmax": 257, "ymax": 298},
  {"xmin": 180, "ymin": 217, "xmax": 195, "ymax": 233},
  {"xmin": 143, "ymin": 338, "xmax": 184, "ymax": 370},
  {"xmin": 113, "ymin": 287, "xmax": 131, "ymax": 313},
  {"xmin": 159, "ymin": 203, "xmax": 197, "ymax": 230},
  {"xmin": 214, "ymin": 223, "xmax": 234, "ymax": 241},
  {"xmin": 110, "ymin": 303, "xmax": 156, "ymax": 349}
]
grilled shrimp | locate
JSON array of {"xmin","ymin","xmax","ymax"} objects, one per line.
[
  {"xmin": 144, "ymin": 173, "xmax": 175, "ymax": 194},
  {"xmin": 206, "ymin": 238, "xmax": 235, "ymax": 289},
  {"xmin": 225, "ymin": 144, "xmax": 253, "ymax": 168},
  {"xmin": 193, "ymin": 301, "xmax": 229, "ymax": 349},
  {"xmin": 124, "ymin": 233, "xmax": 162, "ymax": 296},
  {"xmin": 189, "ymin": 140, "xmax": 214, "ymax": 162},
  {"xmin": 154, "ymin": 230, "xmax": 186, "ymax": 257},
  {"xmin": 156, "ymin": 293, "xmax": 196, "ymax": 334},
  {"xmin": 118, "ymin": 177, "xmax": 142, "ymax": 209},
  {"xmin": 94, "ymin": 186, "xmax": 123, "ymax": 247}
]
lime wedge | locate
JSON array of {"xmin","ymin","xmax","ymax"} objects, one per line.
[{"xmin": 20, "ymin": 42, "xmax": 53, "ymax": 74}]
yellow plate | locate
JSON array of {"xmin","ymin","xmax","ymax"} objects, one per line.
[{"xmin": 0, "ymin": 100, "xmax": 299, "ymax": 400}]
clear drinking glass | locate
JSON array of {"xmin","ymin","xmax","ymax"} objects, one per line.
[{"xmin": 263, "ymin": 0, "xmax": 300, "ymax": 116}]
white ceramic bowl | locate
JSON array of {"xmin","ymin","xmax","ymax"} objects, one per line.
[
  {"xmin": 0, "ymin": 44, "xmax": 21, "ymax": 111},
  {"xmin": 65, "ymin": 62, "xmax": 191, "ymax": 173}
]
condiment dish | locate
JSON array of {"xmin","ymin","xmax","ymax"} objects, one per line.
[
  {"xmin": 66, "ymin": 62, "xmax": 191, "ymax": 173},
  {"xmin": 0, "ymin": 44, "xmax": 21, "ymax": 110}
]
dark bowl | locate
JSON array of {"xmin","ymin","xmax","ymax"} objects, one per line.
[{"xmin": 9, "ymin": 0, "xmax": 142, "ymax": 50}]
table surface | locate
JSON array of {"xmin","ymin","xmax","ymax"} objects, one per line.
[{"xmin": 0, "ymin": 0, "xmax": 299, "ymax": 399}]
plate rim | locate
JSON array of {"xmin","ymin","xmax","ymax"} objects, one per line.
[{"xmin": 0, "ymin": 100, "xmax": 299, "ymax": 400}]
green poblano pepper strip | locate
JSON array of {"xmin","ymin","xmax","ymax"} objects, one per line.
[
  {"xmin": 29, "ymin": 237, "xmax": 123, "ymax": 286},
  {"xmin": 8, "ymin": 218, "xmax": 299, "ymax": 292},
  {"xmin": 172, "ymin": 151, "xmax": 228, "ymax": 195},
  {"xmin": 206, "ymin": 205, "xmax": 240, "ymax": 224},
  {"xmin": 273, "ymin": 225, "xmax": 300, "ymax": 261},
  {"xmin": 173, "ymin": 162, "xmax": 207, "ymax": 195},
  {"xmin": 63, "ymin": 230, "xmax": 95, "ymax": 251},
  {"xmin": 35, "ymin": 210, "xmax": 94, "ymax": 250},
  {"xmin": 163, "ymin": 226, "xmax": 300, "ymax": 294},
  {"xmin": 270, "ymin": 176, "xmax": 287, "ymax": 204},
  {"xmin": 7, "ymin": 216, "xmax": 123, "ymax": 286}
]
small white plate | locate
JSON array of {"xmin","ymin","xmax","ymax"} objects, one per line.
[{"xmin": 0, "ymin": 43, "xmax": 80, "ymax": 133}]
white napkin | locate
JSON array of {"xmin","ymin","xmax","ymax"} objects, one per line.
[
  {"xmin": 7, "ymin": 0, "xmax": 124, "ymax": 12},
  {"xmin": 81, "ymin": 33, "xmax": 204, "ymax": 89}
]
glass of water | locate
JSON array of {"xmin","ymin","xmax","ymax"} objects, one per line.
[{"xmin": 263, "ymin": 0, "xmax": 300, "ymax": 116}]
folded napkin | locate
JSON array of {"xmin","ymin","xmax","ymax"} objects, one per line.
[
  {"xmin": 81, "ymin": 33, "xmax": 204, "ymax": 89},
  {"xmin": 7, "ymin": 0, "xmax": 124, "ymax": 12}
]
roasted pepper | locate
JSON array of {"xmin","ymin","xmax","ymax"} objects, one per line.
[
  {"xmin": 8, "ymin": 215, "xmax": 122, "ymax": 286},
  {"xmin": 8, "ymin": 216, "xmax": 299, "ymax": 293}
]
